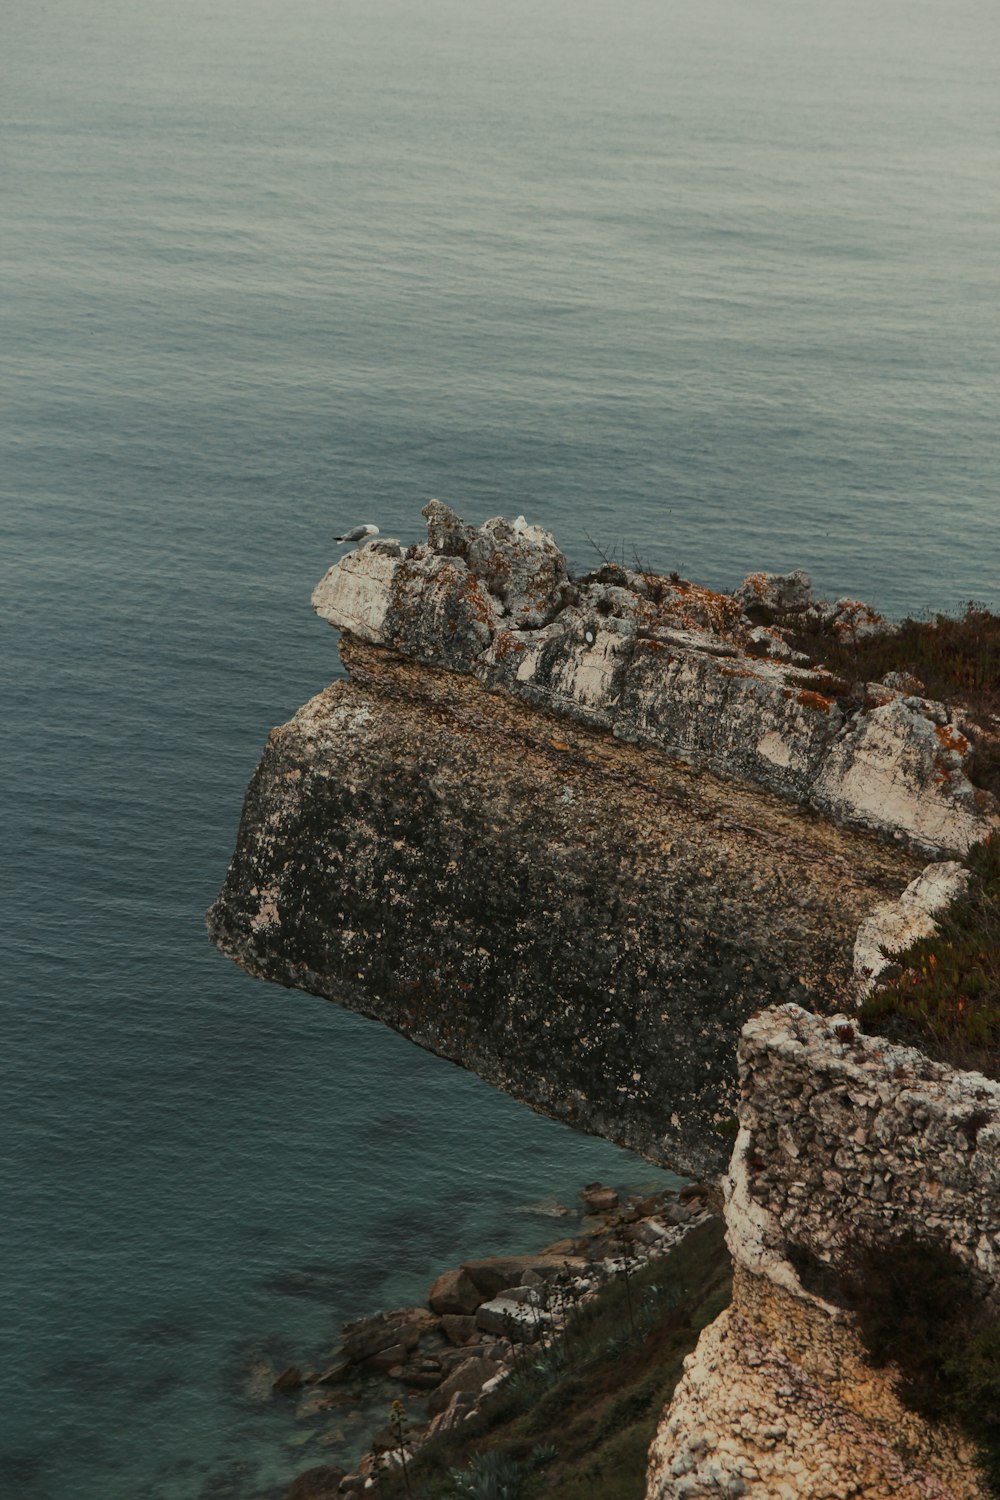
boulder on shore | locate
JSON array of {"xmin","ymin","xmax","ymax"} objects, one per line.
[
  {"xmin": 581, "ymin": 1182, "xmax": 620, "ymax": 1214},
  {"xmin": 427, "ymin": 1354, "xmax": 504, "ymax": 1417},
  {"xmin": 428, "ymin": 1265, "xmax": 483, "ymax": 1316},
  {"xmin": 440, "ymin": 1313, "xmax": 481, "ymax": 1346},
  {"xmin": 341, "ymin": 1311, "xmax": 422, "ymax": 1363}
]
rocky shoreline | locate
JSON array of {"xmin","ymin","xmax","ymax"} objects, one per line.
[{"xmin": 273, "ymin": 1180, "xmax": 715, "ymax": 1500}]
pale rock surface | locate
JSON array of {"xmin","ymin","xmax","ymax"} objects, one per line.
[
  {"xmin": 853, "ymin": 859, "xmax": 971, "ymax": 992},
  {"xmin": 310, "ymin": 504, "xmax": 996, "ymax": 856},
  {"xmin": 812, "ymin": 699, "xmax": 992, "ymax": 857},
  {"xmin": 734, "ymin": 569, "xmax": 813, "ymax": 614},
  {"xmin": 474, "ymin": 1295, "xmax": 550, "ymax": 1341},
  {"xmin": 312, "ymin": 543, "xmax": 502, "ymax": 671}
]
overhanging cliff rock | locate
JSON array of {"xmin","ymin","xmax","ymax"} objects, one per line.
[{"xmin": 207, "ymin": 505, "xmax": 995, "ymax": 1179}]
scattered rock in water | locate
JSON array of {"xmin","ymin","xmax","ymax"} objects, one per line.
[
  {"xmin": 297, "ymin": 1391, "xmax": 357, "ymax": 1419},
  {"xmin": 581, "ymin": 1182, "xmax": 620, "ymax": 1214},
  {"xmin": 394, "ymin": 1362, "xmax": 443, "ymax": 1390},
  {"xmin": 260, "ymin": 1184, "xmax": 711, "ymax": 1493},
  {"xmin": 519, "ymin": 1197, "xmax": 570, "ymax": 1218},
  {"xmin": 428, "ymin": 1266, "xmax": 483, "ymax": 1316},
  {"xmin": 364, "ymin": 1341, "xmax": 413, "ymax": 1370},
  {"xmin": 242, "ymin": 1355, "xmax": 277, "ymax": 1403},
  {"xmin": 341, "ymin": 1312, "xmax": 420, "ymax": 1364},
  {"xmin": 273, "ymin": 1365, "xmax": 304, "ymax": 1394}
]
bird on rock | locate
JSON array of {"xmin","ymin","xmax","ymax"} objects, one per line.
[{"xmin": 335, "ymin": 524, "xmax": 379, "ymax": 546}]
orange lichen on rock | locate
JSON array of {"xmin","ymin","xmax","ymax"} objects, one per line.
[
  {"xmin": 665, "ymin": 580, "xmax": 744, "ymax": 637},
  {"xmin": 935, "ymin": 723, "xmax": 970, "ymax": 757},
  {"xmin": 797, "ymin": 690, "xmax": 835, "ymax": 713},
  {"xmin": 492, "ymin": 633, "xmax": 528, "ymax": 661},
  {"xmin": 741, "ymin": 571, "xmax": 770, "ymax": 600},
  {"xmin": 458, "ymin": 571, "xmax": 496, "ymax": 627}
]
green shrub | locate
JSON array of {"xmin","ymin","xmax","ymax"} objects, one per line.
[
  {"xmin": 752, "ymin": 602, "xmax": 1000, "ymax": 797},
  {"xmin": 860, "ymin": 835, "xmax": 1000, "ymax": 1077},
  {"xmin": 374, "ymin": 1220, "xmax": 732, "ymax": 1500},
  {"xmin": 791, "ymin": 1230, "xmax": 1000, "ymax": 1495}
]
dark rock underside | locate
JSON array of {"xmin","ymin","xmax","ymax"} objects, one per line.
[{"xmin": 208, "ymin": 638, "xmax": 919, "ymax": 1179}]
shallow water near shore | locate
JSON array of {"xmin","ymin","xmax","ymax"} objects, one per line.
[{"xmin": 3, "ymin": 0, "xmax": 999, "ymax": 1496}]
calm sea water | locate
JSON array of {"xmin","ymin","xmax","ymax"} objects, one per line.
[{"xmin": 3, "ymin": 1, "xmax": 998, "ymax": 1496}]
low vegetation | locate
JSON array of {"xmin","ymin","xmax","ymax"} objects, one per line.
[
  {"xmin": 750, "ymin": 601, "xmax": 1000, "ymax": 798},
  {"xmin": 374, "ymin": 1219, "xmax": 731, "ymax": 1500},
  {"xmin": 790, "ymin": 1231, "xmax": 1000, "ymax": 1495},
  {"xmin": 860, "ymin": 834, "xmax": 1000, "ymax": 1077}
]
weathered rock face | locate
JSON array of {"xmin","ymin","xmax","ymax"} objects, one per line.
[
  {"xmin": 210, "ymin": 502, "xmax": 997, "ymax": 1177},
  {"xmin": 310, "ymin": 505, "xmax": 996, "ymax": 859},
  {"xmin": 649, "ymin": 1007, "xmax": 1000, "ymax": 1500},
  {"xmin": 209, "ymin": 636, "xmax": 918, "ymax": 1179},
  {"xmin": 210, "ymin": 506, "xmax": 999, "ymax": 1497}
]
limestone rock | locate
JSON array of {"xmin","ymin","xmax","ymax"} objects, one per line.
[
  {"xmin": 207, "ymin": 639, "xmax": 920, "ymax": 1180},
  {"xmin": 440, "ymin": 1313, "xmax": 481, "ymax": 1346},
  {"xmin": 649, "ymin": 1006, "xmax": 999, "ymax": 1499},
  {"xmin": 811, "ymin": 698, "xmax": 994, "ymax": 858},
  {"xmin": 312, "ymin": 546, "xmax": 501, "ymax": 672},
  {"xmin": 341, "ymin": 1312, "xmax": 420, "ymax": 1363},
  {"xmin": 364, "ymin": 1341, "xmax": 411, "ymax": 1370},
  {"xmin": 452, "ymin": 507, "xmax": 570, "ymax": 628},
  {"xmin": 427, "ymin": 1355, "xmax": 503, "ymax": 1416},
  {"xmin": 581, "ymin": 1183, "xmax": 620, "ymax": 1214},
  {"xmin": 734, "ymin": 569, "xmax": 813, "ymax": 614},
  {"xmin": 306, "ymin": 506, "xmax": 996, "ymax": 857},
  {"xmin": 460, "ymin": 1252, "xmax": 587, "ymax": 1301},
  {"xmin": 428, "ymin": 1267, "xmax": 483, "ymax": 1316},
  {"xmin": 474, "ymin": 1296, "xmax": 550, "ymax": 1341},
  {"xmin": 853, "ymin": 859, "xmax": 970, "ymax": 992},
  {"xmin": 423, "ymin": 498, "xmax": 478, "ymax": 556}
]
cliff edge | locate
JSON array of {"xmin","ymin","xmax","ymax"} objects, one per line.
[{"xmin": 208, "ymin": 505, "xmax": 999, "ymax": 1496}]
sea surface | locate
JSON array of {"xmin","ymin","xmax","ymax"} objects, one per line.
[{"xmin": 2, "ymin": 1, "xmax": 998, "ymax": 1496}]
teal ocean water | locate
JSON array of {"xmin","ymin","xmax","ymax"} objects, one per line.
[{"xmin": 2, "ymin": 2, "xmax": 998, "ymax": 1496}]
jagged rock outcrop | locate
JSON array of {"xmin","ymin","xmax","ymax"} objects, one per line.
[
  {"xmin": 648, "ymin": 1007, "xmax": 999, "ymax": 1499},
  {"xmin": 311, "ymin": 505, "xmax": 995, "ymax": 859}
]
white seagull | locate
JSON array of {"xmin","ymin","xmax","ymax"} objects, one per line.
[{"xmin": 334, "ymin": 524, "xmax": 380, "ymax": 545}]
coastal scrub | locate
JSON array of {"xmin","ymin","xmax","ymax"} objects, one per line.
[
  {"xmin": 373, "ymin": 1218, "xmax": 731, "ymax": 1500},
  {"xmin": 861, "ymin": 834, "xmax": 1000, "ymax": 1077}
]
